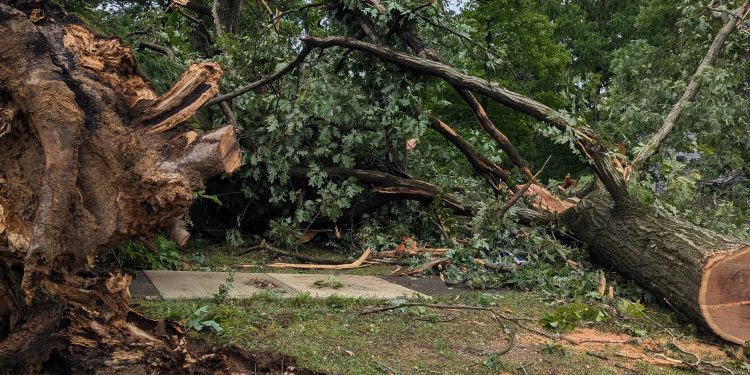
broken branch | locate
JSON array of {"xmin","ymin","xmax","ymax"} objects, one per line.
[
  {"xmin": 267, "ymin": 248, "xmax": 373, "ymax": 269},
  {"xmin": 301, "ymin": 36, "xmax": 629, "ymax": 202},
  {"xmin": 428, "ymin": 116, "xmax": 514, "ymax": 195},
  {"xmin": 392, "ymin": 257, "xmax": 450, "ymax": 276}
]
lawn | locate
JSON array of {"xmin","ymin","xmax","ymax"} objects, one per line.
[{"xmin": 135, "ymin": 289, "xmax": 737, "ymax": 374}]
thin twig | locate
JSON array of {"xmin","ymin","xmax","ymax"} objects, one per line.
[
  {"xmin": 630, "ymin": 300, "xmax": 736, "ymax": 374},
  {"xmin": 207, "ymin": 45, "xmax": 313, "ymax": 106},
  {"xmin": 269, "ymin": 1, "xmax": 326, "ymax": 24},
  {"xmin": 236, "ymin": 241, "xmax": 351, "ymax": 264}
]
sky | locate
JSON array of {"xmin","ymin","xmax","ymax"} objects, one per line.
[{"xmin": 445, "ymin": 0, "xmax": 468, "ymax": 13}]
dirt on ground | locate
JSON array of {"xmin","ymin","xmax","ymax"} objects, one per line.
[{"xmin": 503, "ymin": 327, "xmax": 733, "ymax": 374}]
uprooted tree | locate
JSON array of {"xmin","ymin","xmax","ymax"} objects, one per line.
[
  {"xmin": 0, "ymin": 1, "xmax": 270, "ymax": 372},
  {"xmin": 1, "ymin": 0, "xmax": 749, "ymax": 372}
]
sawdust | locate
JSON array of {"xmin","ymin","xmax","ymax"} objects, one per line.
[{"xmin": 504, "ymin": 327, "xmax": 732, "ymax": 371}]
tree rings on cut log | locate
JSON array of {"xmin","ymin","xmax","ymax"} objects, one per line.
[{"xmin": 699, "ymin": 246, "xmax": 750, "ymax": 344}]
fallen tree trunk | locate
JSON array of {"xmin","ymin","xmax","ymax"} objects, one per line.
[
  {"xmin": 563, "ymin": 193, "xmax": 750, "ymax": 344},
  {"xmin": 0, "ymin": 2, "xmax": 277, "ymax": 372}
]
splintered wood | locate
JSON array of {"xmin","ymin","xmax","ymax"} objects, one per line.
[{"xmin": 517, "ymin": 183, "xmax": 578, "ymax": 213}]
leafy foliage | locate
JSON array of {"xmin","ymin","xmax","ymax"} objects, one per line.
[
  {"xmin": 540, "ymin": 301, "xmax": 608, "ymax": 333},
  {"xmin": 77, "ymin": 0, "xmax": 750, "ymax": 308},
  {"xmin": 212, "ymin": 270, "xmax": 235, "ymax": 305},
  {"xmin": 101, "ymin": 235, "xmax": 181, "ymax": 270},
  {"xmin": 187, "ymin": 306, "xmax": 224, "ymax": 333}
]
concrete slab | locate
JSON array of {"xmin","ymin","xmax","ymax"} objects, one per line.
[
  {"xmin": 143, "ymin": 271, "xmax": 295, "ymax": 299},
  {"xmin": 267, "ymin": 273, "xmax": 422, "ymax": 299},
  {"xmin": 381, "ymin": 276, "xmax": 466, "ymax": 296},
  {"xmin": 130, "ymin": 271, "xmax": 159, "ymax": 298}
]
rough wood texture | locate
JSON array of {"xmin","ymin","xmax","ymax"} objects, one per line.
[
  {"xmin": 132, "ymin": 62, "xmax": 223, "ymax": 133},
  {"xmin": 563, "ymin": 193, "xmax": 750, "ymax": 344},
  {"xmin": 0, "ymin": 1, "xmax": 242, "ymax": 371}
]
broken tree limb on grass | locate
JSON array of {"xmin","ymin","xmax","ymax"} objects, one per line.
[
  {"xmin": 267, "ymin": 248, "xmax": 373, "ymax": 269},
  {"xmin": 473, "ymin": 259, "xmax": 515, "ymax": 272},
  {"xmin": 316, "ymin": 2, "xmax": 750, "ymax": 345},
  {"xmin": 632, "ymin": 0, "xmax": 750, "ymax": 169},
  {"xmin": 393, "ymin": 257, "xmax": 450, "ymax": 276},
  {"xmin": 374, "ymin": 247, "xmax": 449, "ymax": 259}
]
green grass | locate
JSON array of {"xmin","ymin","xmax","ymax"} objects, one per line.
[
  {"xmin": 137, "ymin": 241, "xmax": 743, "ymax": 374},
  {"xmin": 134, "ymin": 291, "xmax": 705, "ymax": 375}
]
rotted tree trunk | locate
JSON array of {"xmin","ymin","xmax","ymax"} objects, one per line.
[
  {"xmin": 563, "ymin": 193, "xmax": 750, "ymax": 344},
  {"xmin": 0, "ymin": 1, "xmax": 273, "ymax": 373}
]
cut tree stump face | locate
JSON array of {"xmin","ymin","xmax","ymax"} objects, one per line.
[{"xmin": 700, "ymin": 246, "xmax": 750, "ymax": 344}]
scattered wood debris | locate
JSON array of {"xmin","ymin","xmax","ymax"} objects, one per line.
[
  {"xmin": 267, "ymin": 248, "xmax": 373, "ymax": 270},
  {"xmin": 374, "ymin": 247, "xmax": 449, "ymax": 258},
  {"xmin": 392, "ymin": 257, "xmax": 450, "ymax": 276}
]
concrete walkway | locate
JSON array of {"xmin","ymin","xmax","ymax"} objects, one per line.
[{"xmin": 131, "ymin": 270, "xmax": 433, "ymax": 299}]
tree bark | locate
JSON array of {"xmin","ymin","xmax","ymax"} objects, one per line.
[
  {"xmin": 427, "ymin": 116, "xmax": 513, "ymax": 195},
  {"xmin": 0, "ymin": 2, "xmax": 257, "ymax": 371},
  {"xmin": 563, "ymin": 193, "xmax": 750, "ymax": 344}
]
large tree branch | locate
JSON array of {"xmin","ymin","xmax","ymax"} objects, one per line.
[
  {"xmin": 301, "ymin": 36, "xmax": 630, "ymax": 203},
  {"xmin": 455, "ymin": 89, "xmax": 534, "ymax": 180},
  {"xmin": 632, "ymin": 0, "xmax": 750, "ymax": 169},
  {"xmin": 301, "ymin": 36, "xmax": 575, "ymax": 132},
  {"xmin": 138, "ymin": 41, "xmax": 176, "ymax": 61},
  {"xmin": 427, "ymin": 116, "xmax": 514, "ymax": 195}
]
